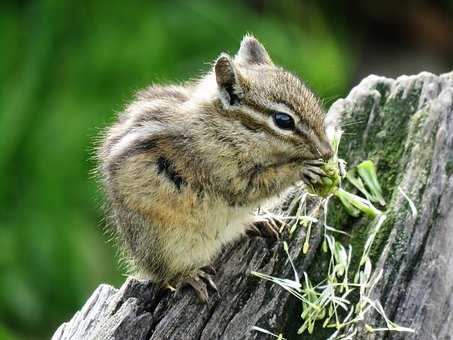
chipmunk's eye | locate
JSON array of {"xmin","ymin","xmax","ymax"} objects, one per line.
[{"xmin": 273, "ymin": 112, "xmax": 295, "ymax": 130}]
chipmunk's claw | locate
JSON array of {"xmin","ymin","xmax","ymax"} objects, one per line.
[
  {"xmin": 183, "ymin": 276, "xmax": 209, "ymax": 302},
  {"xmin": 304, "ymin": 165, "xmax": 327, "ymax": 177},
  {"xmin": 200, "ymin": 264, "xmax": 217, "ymax": 276},
  {"xmin": 198, "ymin": 270, "xmax": 218, "ymax": 293},
  {"xmin": 247, "ymin": 216, "xmax": 282, "ymax": 240},
  {"xmin": 304, "ymin": 159, "xmax": 325, "ymax": 166},
  {"xmin": 301, "ymin": 164, "xmax": 327, "ymax": 185},
  {"xmin": 178, "ymin": 269, "xmax": 219, "ymax": 303}
]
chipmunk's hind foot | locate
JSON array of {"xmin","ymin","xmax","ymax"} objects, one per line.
[
  {"xmin": 176, "ymin": 268, "xmax": 219, "ymax": 303},
  {"xmin": 247, "ymin": 215, "xmax": 283, "ymax": 240}
]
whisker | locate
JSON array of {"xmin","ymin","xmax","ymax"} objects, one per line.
[{"xmin": 338, "ymin": 120, "xmax": 365, "ymax": 128}]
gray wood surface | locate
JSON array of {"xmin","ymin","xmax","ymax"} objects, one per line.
[{"xmin": 52, "ymin": 72, "xmax": 453, "ymax": 340}]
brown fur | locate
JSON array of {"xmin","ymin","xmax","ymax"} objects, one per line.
[{"xmin": 96, "ymin": 35, "xmax": 333, "ymax": 285}]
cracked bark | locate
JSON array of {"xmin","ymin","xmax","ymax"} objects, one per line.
[{"xmin": 52, "ymin": 72, "xmax": 453, "ymax": 340}]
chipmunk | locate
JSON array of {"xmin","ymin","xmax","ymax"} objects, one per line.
[{"xmin": 97, "ymin": 35, "xmax": 333, "ymax": 301}]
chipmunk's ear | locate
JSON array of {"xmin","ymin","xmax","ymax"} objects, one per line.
[
  {"xmin": 215, "ymin": 53, "xmax": 243, "ymax": 107},
  {"xmin": 235, "ymin": 34, "xmax": 273, "ymax": 65}
]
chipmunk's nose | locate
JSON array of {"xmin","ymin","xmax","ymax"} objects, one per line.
[{"xmin": 319, "ymin": 141, "xmax": 334, "ymax": 161}]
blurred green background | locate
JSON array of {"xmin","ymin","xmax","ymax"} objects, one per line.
[{"xmin": 0, "ymin": 0, "xmax": 451, "ymax": 339}]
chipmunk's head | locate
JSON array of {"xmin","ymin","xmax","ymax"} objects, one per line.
[{"xmin": 213, "ymin": 35, "xmax": 333, "ymax": 165}]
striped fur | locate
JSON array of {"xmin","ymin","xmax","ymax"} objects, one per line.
[{"xmin": 96, "ymin": 35, "xmax": 333, "ymax": 285}]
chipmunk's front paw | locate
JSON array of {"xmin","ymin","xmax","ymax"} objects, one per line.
[
  {"xmin": 177, "ymin": 269, "xmax": 219, "ymax": 303},
  {"xmin": 300, "ymin": 160, "xmax": 327, "ymax": 185},
  {"xmin": 247, "ymin": 215, "xmax": 283, "ymax": 240}
]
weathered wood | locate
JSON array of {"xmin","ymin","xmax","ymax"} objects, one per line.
[{"xmin": 52, "ymin": 71, "xmax": 453, "ymax": 340}]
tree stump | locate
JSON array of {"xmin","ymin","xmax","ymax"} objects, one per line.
[{"xmin": 52, "ymin": 71, "xmax": 453, "ymax": 340}]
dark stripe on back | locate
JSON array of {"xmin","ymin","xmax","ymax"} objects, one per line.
[
  {"xmin": 106, "ymin": 136, "xmax": 161, "ymax": 175},
  {"xmin": 156, "ymin": 156, "xmax": 185, "ymax": 190},
  {"xmin": 104, "ymin": 85, "xmax": 188, "ymax": 155}
]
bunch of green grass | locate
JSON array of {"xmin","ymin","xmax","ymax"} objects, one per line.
[
  {"xmin": 305, "ymin": 130, "xmax": 383, "ymax": 218},
  {"xmin": 252, "ymin": 130, "xmax": 415, "ymax": 339}
]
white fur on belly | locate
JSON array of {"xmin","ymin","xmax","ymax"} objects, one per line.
[{"xmin": 163, "ymin": 203, "xmax": 256, "ymax": 272}]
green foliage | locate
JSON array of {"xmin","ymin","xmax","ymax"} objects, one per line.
[
  {"xmin": 0, "ymin": 0, "xmax": 354, "ymax": 338},
  {"xmin": 253, "ymin": 160, "xmax": 413, "ymax": 338}
]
